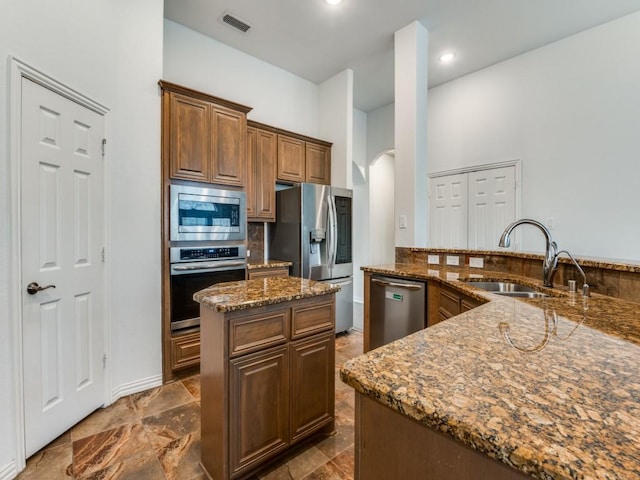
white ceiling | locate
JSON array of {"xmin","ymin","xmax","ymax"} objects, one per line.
[{"xmin": 164, "ymin": 0, "xmax": 640, "ymax": 112}]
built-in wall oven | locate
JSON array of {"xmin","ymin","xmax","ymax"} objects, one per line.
[{"xmin": 169, "ymin": 244, "xmax": 247, "ymax": 331}]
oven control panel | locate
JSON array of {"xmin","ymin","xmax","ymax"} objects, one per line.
[{"xmin": 170, "ymin": 244, "xmax": 247, "ymax": 264}]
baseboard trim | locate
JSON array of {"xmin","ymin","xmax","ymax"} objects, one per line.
[
  {"xmin": 111, "ymin": 374, "xmax": 163, "ymax": 402},
  {"xmin": 0, "ymin": 460, "xmax": 17, "ymax": 480}
]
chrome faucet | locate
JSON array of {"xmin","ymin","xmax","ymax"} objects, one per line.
[
  {"xmin": 498, "ymin": 219, "xmax": 558, "ymax": 287},
  {"xmin": 556, "ymin": 250, "xmax": 590, "ymax": 297}
]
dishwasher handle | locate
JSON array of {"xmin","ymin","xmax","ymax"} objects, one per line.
[{"xmin": 371, "ymin": 278, "xmax": 422, "ymax": 290}]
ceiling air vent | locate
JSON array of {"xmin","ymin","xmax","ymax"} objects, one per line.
[{"xmin": 220, "ymin": 12, "xmax": 252, "ymax": 34}]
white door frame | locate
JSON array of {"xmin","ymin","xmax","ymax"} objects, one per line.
[
  {"xmin": 7, "ymin": 57, "xmax": 111, "ymax": 470},
  {"xmin": 427, "ymin": 159, "xmax": 522, "ymax": 250}
]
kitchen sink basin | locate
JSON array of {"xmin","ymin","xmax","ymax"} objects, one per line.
[{"xmin": 465, "ymin": 281, "xmax": 549, "ymax": 298}]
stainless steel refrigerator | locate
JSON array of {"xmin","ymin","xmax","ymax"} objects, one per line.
[{"xmin": 269, "ymin": 183, "xmax": 353, "ymax": 333}]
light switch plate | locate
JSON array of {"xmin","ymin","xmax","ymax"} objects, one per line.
[
  {"xmin": 469, "ymin": 257, "xmax": 484, "ymax": 268},
  {"xmin": 428, "ymin": 255, "xmax": 440, "ymax": 265},
  {"xmin": 446, "ymin": 255, "xmax": 459, "ymax": 266},
  {"xmin": 399, "ymin": 215, "xmax": 407, "ymax": 229}
]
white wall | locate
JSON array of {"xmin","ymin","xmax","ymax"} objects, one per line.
[
  {"xmin": 428, "ymin": 12, "xmax": 640, "ymax": 260},
  {"xmin": 366, "ymin": 103, "xmax": 394, "ymax": 161},
  {"xmin": 163, "ymin": 19, "xmax": 319, "ymax": 137},
  {"xmin": 352, "ymin": 108, "xmax": 368, "ymax": 312},
  {"xmin": 370, "ymin": 154, "xmax": 396, "ymax": 265},
  {"xmin": 319, "ymin": 70, "xmax": 354, "ymax": 189},
  {"xmin": 0, "ymin": 0, "xmax": 163, "ymax": 473}
]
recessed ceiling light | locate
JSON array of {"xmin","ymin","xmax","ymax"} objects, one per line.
[
  {"xmin": 325, "ymin": 0, "xmax": 343, "ymax": 5},
  {"xmin": 439, "ymin": 52, "xmax": 456, "ymax": 63}
]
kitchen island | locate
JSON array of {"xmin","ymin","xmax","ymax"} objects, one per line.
[
  {"xmin": 340, "ymin": 263, "xmax": 640, "ymax": 479},
  {"xmin": 195, "ymin": 276, "xmax": 340, "ymax": 480}
]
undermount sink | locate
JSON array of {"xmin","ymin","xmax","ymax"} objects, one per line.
[{"xmin": 466, "ymin": 281, "xmax": 549, "ymax": 298}]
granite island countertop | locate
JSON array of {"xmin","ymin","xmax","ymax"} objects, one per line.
[
  {"xmin": 194, "ymin": 275, "xmax": 339, "ymax": 313},
  {"xmin": 246, "ymin": 258, "xmax": 293, "ymax": 270},
  {"xmin": 340, "ymin": 263, "xmax": 640, "ymax": 479}
]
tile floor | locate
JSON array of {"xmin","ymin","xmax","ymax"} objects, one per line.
[{"xmin": 17, "ymin": 330, "xmax": 362, "ymax": 480}]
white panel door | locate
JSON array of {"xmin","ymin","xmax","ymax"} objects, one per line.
[
  {"xmin": 468, "ymin": 166, "xmax": 516, "ymax": 249},
  {"xmin": 428, "ymin": 174, "xmax": 468, "ymax": 248},
  {"xmin": 21, "ymin": 78, "xmax": 106, "ymax": 456}
]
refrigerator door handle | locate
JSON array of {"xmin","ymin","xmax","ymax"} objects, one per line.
[{"xmin": 327, "ymin": 194, "xmax": 338, "ymax": 268}]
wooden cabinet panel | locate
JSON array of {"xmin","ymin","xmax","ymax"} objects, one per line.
[
  {"xmin": 170, "ymin": 331, "xmax": 201, "ymax": 371},
  {"xmin": 230, "ymin": 345, "xmax": 289, "ymax": 476},
  {"xmin": 246, "ymin": 127, "xmax": 257, "ymax": 218},
  {"xmin": 229, "ymin": 309, "xmax": 289, "ymax": 358},
  {"xmin": 211, "ymin": 107, "xmax": 246, "ymax": 187},
  {"xmin": 247, "ymin": 267, "xmax": 289, "ymax": 280},
  {"xmin": 247, "ymin": 126, "xmax": 277, "ymax": 222},
  {"xmin": 277, "ymin": 135, "xmax": 305, "ymax": 183},
  {"xmin": 429, "ymin": 283, "xmax": 485, "ymax": 327},
  {"xmin": 290, "ymin": 332, "xmax": 335, "ymax": 443},
  {"xmin": 168, "ymin": 93, "xmax": 211, "ymax": 182},
  {"xmin": 305, "ymin": 142, "xmax": 331, "ymax": 185},
  {"xmin": 291, "ymin": 301, "xmax": 334, "ymax": 340},
  {"xmin": 438, "ymin": 286, "xmax": 461, "ymax": 321}
]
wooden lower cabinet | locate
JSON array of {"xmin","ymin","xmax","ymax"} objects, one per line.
[
  {"xmin": 247, "ymin": 267, "xmax": 289, "ymax": 280},
  {"xmin": 200, "ymin": 295, "xmax": 336, "ymax": 480},
  {"xmin": 230, "ymin": 345, "xmax": 289, "ymax": 476},
  {"xmin": 354, "ymin": 393, "xmax": 529, "ymax": 480},
  {"xmin": 290, "ymin": 332, "xmax": 335, "ymax": 442},
  {"xmin": 427, "ymin": 282, "xmax": 485, "ymax": 327},
  {"xmin": 170, "ymin": 331, "xmax": 200, "ymax": 371}
]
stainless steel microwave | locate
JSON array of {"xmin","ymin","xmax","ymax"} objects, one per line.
[{"xmin": 170, "ymin": 184, "xmax": 246, "ymax": 242}]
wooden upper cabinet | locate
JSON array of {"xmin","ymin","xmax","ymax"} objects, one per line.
[
  {"xmin": 211, "ymin": 106, "xmax": 246, "ymax": 187},
  {"xmin": 160, "ymin": 81, "xmax": 252, "ymax": 187},
  {"xmin": 168, "ymin": 93, "xmax": 211, "ymax": 182},
  {"xmin": 247, "ymin": 125, "xmax": 277, "ymax": 222},
  {"xmin": 305, "ymin": 142, "xmax": 331, "ymax": 185},
  {"xmin": 277, "ymin": 134, "xmax": 306, "ymax": 183}
]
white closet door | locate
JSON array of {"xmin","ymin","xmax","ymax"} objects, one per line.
[
  {"xmin": 468, "ymin": 166, "xmax": 516, "ymax": 249},
  {"xmin": 428, "ymin": 174, "xmax": 468, "ymax": 248}
]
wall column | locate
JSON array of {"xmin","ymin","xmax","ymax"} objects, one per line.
[
  {"xmin": 319, "ymin": 69, "xmax": 354, "ymax": 189},
  {"xmin": 394, "ymin": 22, "xmax": 428, "ymax": 247}
]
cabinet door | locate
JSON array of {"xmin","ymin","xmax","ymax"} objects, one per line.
[
  {"xmin": 230, "ymin": 345, "xmax": 289, "ymax": 476},
  {"xmin": 211, "ymin": 106, "xmax": 246, "ymax": 187},
  {"xmin": 255, "ymin": 129, "xmax": 277, "ymax": 220},
  {"xmin": 246, "ymin": 126, "xmax": 257, "ymax": 218},
  {"xmin": 290, "ymin": 332, "xmax": 335, "ymax": 443},
  {"xmin": 168, "ymin": 93, "xmax": 211, "ymax": 182},
  {"xmin": 305, "ymin": 142, "xmax": 331, "ymax": 185},
  {"xmin": 277, "ymin": 134, "xmax": 305, "ymax": 183},
  {"xmin": 438, "ymin": 286, "xmax": 461, "ymax": 321}
]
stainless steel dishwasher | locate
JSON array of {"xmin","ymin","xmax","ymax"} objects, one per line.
[{"xmin": 370, "ymin": 275, "xmax": 426, "ymax": 350}]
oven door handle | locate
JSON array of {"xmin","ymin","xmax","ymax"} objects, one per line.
[{"xmin": 172, "ymin": 261, "xmax": 246, "ymax": 272}]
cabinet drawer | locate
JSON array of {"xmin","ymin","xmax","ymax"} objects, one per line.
[
  {"xmin": 171, "ymin": 332, "xmax": 200, "ymax": 371},
  {"xmin": 438, "ymin": 287, "xmax": 461, "ymax": 319},
  {"xmin": 291, "ymin": 301, "xmax": 334, "ymax": 340},
  {"xmin": 229, "ymin": 309, "xmax": 289, "ymax": 358},
  {"xmin": 247, "ymin": 267, "xmax": 289, "ymax": 280}
]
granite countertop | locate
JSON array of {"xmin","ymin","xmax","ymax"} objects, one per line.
[
  {"xmin": 246, "ymin": 258, "xmax": 293, "ymax": 270},
  {"xmin": 340, "ymin": 263, "xmax": 640, "ymax": 479},
  {"xmin": 194, "ymin": 276, "xmax": 339, "ymax": 313}
]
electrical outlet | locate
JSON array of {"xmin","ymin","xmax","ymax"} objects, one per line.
[
  {"xmin": 446, "ymin": 255, "xmax": 459, "ymax": 266},
  {"xmin": 469, "ymin": 257, "xmax": 484, "ymax": 268},
  {"xmin": 428, "ymin": 255, "xmax": 440, "ymax": 265},
  {"xmin": 446, "ymin": 272, "xmax": 460, "ymax": 281}
]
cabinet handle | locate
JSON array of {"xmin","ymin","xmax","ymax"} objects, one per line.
[{"xmin": 372, "ymin": 279, "xmax": 422, "ymax": 290}]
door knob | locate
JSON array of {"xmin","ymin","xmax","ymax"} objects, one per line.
[{"xmin": 26, "ymin": 282, "xmax": 56, "ymax": 295}]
